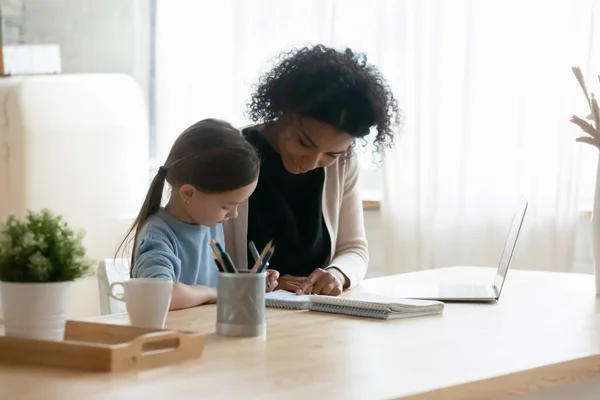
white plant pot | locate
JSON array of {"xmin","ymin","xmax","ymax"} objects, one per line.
[
  {"xmin": 593, "ymin": 160, "xmax": 600, "ymax": 295},
  {"xmin": 0, "ymin": 281, "xmax": 71, "ymax": 341}
]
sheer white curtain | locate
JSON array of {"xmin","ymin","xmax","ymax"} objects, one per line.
[
  {"xmin": 154, "ymin": 0, "xmax": 599, "ymax": 274},
  {"xmin": 154, "ymin": 0, "xmax": 332, "ymax": 161},
  {"xmin": 382, "ymin": 0, "xmax": 600, "ymax": 273},
  {"xmin": 154, "ymin": 0, "xmax": 401, "ymax": 193}
]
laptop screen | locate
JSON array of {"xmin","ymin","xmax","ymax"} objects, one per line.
[{"xmin": 493, "ymin": 196, "xmax": 528, "ymax": 297}]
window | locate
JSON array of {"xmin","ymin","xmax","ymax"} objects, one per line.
[
  {"xmin": 150, "ymin": 0, "xmax": 598, "ymax": 209},
  {"xmin": 149, "ymin": 0, "xmax": 398, "ymax": 201}
]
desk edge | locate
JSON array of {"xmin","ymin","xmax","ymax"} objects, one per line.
[{"xmin": 397, "ymin": 354, "xmax": 600, "ymax": 400}]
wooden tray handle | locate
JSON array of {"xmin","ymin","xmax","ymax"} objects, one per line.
[{"xmin": 129, "ymin": 330, "xmax": 191, "ymax": 369}]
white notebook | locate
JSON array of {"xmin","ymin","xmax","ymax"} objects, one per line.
[
  {"xmin": 265, "ymin": 290, "xmax": 311, "ymax": 310},
  {"xmin": 265, "ymin": 291, "xmax": 444, "ymax": 319},
  {"xmin": 308, "ymin": 293, "xmax": 444, "ymax": 320}
]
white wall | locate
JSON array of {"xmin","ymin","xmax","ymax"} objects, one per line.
[
  {"xmin": 364, "ymin": 208, "xmax": 595, "ymax": 277},
  {"xmin": 0, "ymin": 0, "xmax": 151, "ymax": 98},
  {"xmin": 364, "ymin": 208, "xmax": 386, "ymax": 278},
  {"xmin": 573, "ymin": 212, "xmax": 595, "ymax": 274}
]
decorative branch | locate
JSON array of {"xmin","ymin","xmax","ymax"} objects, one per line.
[
  {"xmin": 571, "ymin": 115, "xmax": 598, "ymax": 138},
  {"xmin": 576, "ymin": 136, "xmax": 600, "ymax": 148},
  {"xmin": 592, "ymin": 95, "xmax": 600, "ymax": 129},
  {"xmin": 571, "ymin": 66, "xmax": 600, "ymax": 150}
]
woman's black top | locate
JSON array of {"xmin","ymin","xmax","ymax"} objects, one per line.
[{"xmin": 243, "ymin": 128, "xmax": 331, "ymax": 277}]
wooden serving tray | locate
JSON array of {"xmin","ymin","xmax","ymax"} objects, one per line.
[{"xmin": 0, "ymin": 320, "xmax": 206, "ymax": 372}]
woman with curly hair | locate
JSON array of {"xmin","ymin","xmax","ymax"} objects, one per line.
[{"xmin": 223, "ymin": 44, "xmax": 401, "ymax": 296}]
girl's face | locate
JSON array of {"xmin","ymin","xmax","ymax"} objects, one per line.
[
  {"xmin": 275, "ymin": 116, "xmax": 354, "ymax": 174},
  {"xmin": 178, "ymin": 179, "xmax": 258, "ymax": 227}
]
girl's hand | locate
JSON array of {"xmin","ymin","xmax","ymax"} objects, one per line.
[
  {"xmin": 206, "ymin": 287, "xmax": 217, "ymax": 303},
  {"xmin": 266, "ymin": 269, "xmax": 279, "ymax": 292},
  {"xmin": 170, "ymin": 283, "xmax": 217, "ymax": 310}
]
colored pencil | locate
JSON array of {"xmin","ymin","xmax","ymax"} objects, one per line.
[
  {"xmin": 211, "ymin": 238, "xmax": 238, "ymax": 273},
  {"xmin": 251, "ymin": 240, "xmax": 273, "ymax": 273},
  {"xmin": 213, "ymin": 257, "xmax": 225, "ymax": 272},
  {"xmin": 257, "ymin": 246, "xmax": 275, "ymax": 273}
]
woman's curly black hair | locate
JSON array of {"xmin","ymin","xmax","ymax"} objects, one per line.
[{"xmin": 246, "ymin": 44, "xmax": 402, "ymax": 154}]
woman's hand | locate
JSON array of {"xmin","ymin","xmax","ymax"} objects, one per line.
[
  {"xmin": 276, "ymin": 268, "xmax": 347, "ymax": 296},
  {"xmin": 296, "ymin": 268, "xmax": 345, "ymax": 296},
  {"xmin": 266, "ymin": 269, "xmax": 279, "ymax": 292},
  {"xmin": 276, "ymin": 275, "xmax": 306, "ymax": 293}
]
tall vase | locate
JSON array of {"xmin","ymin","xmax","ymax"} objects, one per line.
[{"xmin": 593, "ymin": 159, "xmax": 600, "ymax": 295}]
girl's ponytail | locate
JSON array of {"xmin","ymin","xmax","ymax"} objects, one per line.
[{"xmin": 115, "ymin": 166, "xmax": 168, "ymax": 277}]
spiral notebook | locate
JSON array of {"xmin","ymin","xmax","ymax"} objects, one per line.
[
  {"xmin": 265, "ymin": 291, "xmax": 444, "ymax": 319},
  {"xmin": 265, "ymin": 290, "xmax": 311, "ymax": 310},
  {"xmin": 308, "ymin": 293, "xmax": 444, "ymax": 320}
]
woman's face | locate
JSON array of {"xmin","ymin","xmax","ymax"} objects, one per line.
[{"xmin": 276, "ymin": 116, "xmax": 354, "ymax": 174}]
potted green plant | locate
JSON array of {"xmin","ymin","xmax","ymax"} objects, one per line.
[
  {"xmin": 0, "ymin": 209, "xmax": 92, "ymax": 341},
  {"xmin": 570, "ymin": 66, "xmax": 600, "ymax": 294}
]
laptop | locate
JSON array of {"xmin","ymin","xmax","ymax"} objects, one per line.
[{"xmin": 401, "ymin": 196, "xmax": 528, "ymax": 303}]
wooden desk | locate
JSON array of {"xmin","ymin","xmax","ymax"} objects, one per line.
[{"xmin": 1, "ymin": 267, "xmax": 600, "ymax": 400}]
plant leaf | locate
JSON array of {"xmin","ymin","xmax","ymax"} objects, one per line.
[
  {"xmin": 0, "ymin": 209, "xmax": 91, "ymax": 282},
  {"xmin": 571, "ymin": 115, "xmax": 599, "ymax": 138},
  {"xmin": 592, "ymin": 94, "xmax": 600, "ymax": 130},
  {"xmin": 576, "ymin": 136, "xmax": 600, "ymax": 149},
  {"xmin": 572, "ymin": 66, "xmax": 592, "ymax": 109}
]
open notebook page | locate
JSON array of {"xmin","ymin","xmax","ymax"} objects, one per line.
[{"xmin": 265, "ymin": 290, "xmax": 311, "ymax": 309}]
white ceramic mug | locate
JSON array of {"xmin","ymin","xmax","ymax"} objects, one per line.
[{"xmin": 110, "ymin": 278, "xmax": 173, "ymax": 329}]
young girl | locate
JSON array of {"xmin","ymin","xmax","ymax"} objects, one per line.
[{"xmin": 118, "ymin": 118, "xmax": 278, "ymax": 310}]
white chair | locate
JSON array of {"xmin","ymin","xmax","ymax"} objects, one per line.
[{"xmin": 97, "ymin": 258, "xmax": 131, "ymax": 315}]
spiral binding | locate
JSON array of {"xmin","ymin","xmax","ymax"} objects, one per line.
[
  {"xmin": 265, "ymin": 298, "xmax": 310, "ymax": 310},
  {"xmin": 308, "ymin": 302, "xmax": 389, "ymax": 319}
]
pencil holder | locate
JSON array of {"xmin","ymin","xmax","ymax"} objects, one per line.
[{"xmin": 216, "ymin": 271, "xmax": 266, "ymax": 337}]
